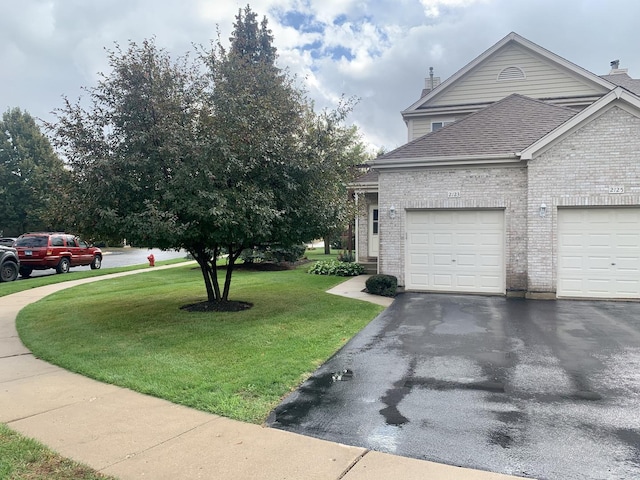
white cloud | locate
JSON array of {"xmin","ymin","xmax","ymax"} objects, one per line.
[
  {"xmin": 419, "ymin": 0, "xmax": 490, "ymax": 17},
  {"xmin": 2, "ymin": 0, "xmax": 640, "ymax": 150}
]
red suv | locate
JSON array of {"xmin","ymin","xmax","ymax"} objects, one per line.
[{"xmin": 15, "ymin": 232, "xmax": 102, "ymax": 278}]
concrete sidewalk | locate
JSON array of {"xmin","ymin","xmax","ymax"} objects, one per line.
[{"xmin": 0, "ymin": 268, "xmax": 527, "ymax": 480}]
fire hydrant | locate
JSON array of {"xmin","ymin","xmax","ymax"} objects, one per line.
[{"xmin": 147, "ymin": 254, "xmax": 155, "ymax": 267}]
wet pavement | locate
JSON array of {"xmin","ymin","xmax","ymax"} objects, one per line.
[{"xmin": 267, "ymin": 293, "xmax": 640, "ymax": 480}]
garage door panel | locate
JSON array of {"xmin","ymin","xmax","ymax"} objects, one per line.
[
  {"xmin": 434, "ymin": 233, "xmax": 453, "ymax": 245},
  {"xmin": 406, "ymin": 210, "xmax": 504, "ymax": 294},
  {"xmin": 480, "ymin": 254, "xmax": 501, "ymax": 267},
  {"xmin": 479, "ymin": 233, "xmax": 502, "ymax": 247},
  {"xmin": 558, "ymin": 208, "xmax": 640, "ymax": 299},
  {"xmin": 617, "ymin": 234, "xmax": 639, "ymax": 248},
  {"xmin": 433, "ymin": 254, "xmax": 453, "ymax": 266},
  {"xmin": 586, "ymin": 256, "xmax": 613, "ymax": 270},
  {"xmin": 432, "ymin": 274, "xmax": 454, "ymax": 288},
  {"xmin": 456, "ymin": 275, "xmax": 477, "ymax": 287},
  {"xmin": 588, "ymin": 234, "xmax": 612, "ymax": 248},
  {"xmin": 410, "ymin": 233, "xmax": 429, "ymax": 245},
  {"xmin": 616, "ymin": 257, "xmax": 640, "ymax": 272},
  {"xmin": 410, "ymin": 254, "xmax": 429, "ymax": 266},
  {"xmin": 410, "ymin": 274, "xmax": 429, "ymax": 287},
  {"xmin": 456, "ymin": 233, "xmax": 477, "ymax": 246},
  {"xmin": 456, "ymin": 254, "xmax": 476, "ymax": 267}
]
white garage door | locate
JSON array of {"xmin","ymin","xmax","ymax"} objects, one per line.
[
  {"xmin": 405, "ymin": 210, "xmax": 505, "ymax": 293},
  {"xmin": 558, "ymin": 208, "xmax": 640, "ymax": 299}
]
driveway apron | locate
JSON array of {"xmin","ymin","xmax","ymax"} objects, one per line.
[{"xmin": 268, "ymin": 293, "xmax": 640, "ymax": 480}]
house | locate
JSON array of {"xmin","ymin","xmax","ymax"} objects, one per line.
[{"xmin": 355, "ymin": 32, "xmax": 640, "ymax": 300}]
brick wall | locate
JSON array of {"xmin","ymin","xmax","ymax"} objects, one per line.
[
  {"xmin": 378, "ymin": 165, "xmax": 528, "ymax": 290},
  {"xmin": 527, "ymin": 106, "xmax": 640, "ymax": 293}
]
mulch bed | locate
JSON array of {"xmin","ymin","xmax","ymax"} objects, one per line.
[{"xmin": 180, "ymin": 300, "xmax": 253, "ymax": 312}]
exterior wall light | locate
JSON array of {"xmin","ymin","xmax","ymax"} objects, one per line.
[
  {"xmin": 389, "ymin": 206, "xmax": 396, "ymax": 218},
  {"xmin": 539, "ymin": 203, "xmax": 547, "ymax": 217}
]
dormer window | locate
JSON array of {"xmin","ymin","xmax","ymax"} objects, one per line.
[{"xmin": 497, "ymin": 66, "xmax": 526, "ymax": 81}]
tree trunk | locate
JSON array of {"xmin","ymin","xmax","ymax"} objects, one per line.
[
  {"xmin": 221, "ymin": 245, "xmax": 242, "ymax": 301},
  {"xmin": 324, "ymin": 235, "xmax": 331, "ymax": 255},
  {"xmin": 192, "ymin": 246, "xmax": 220, "ymax": 303}
]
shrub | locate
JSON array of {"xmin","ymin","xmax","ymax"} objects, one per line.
[
  {"xmin": 241, "ymin": 244, "xmax": 306, "ymax": 264},
  {"xmin": 308, "ymin": 260, "xmax": 364, "ymax": 276},
  {"xmin": 365, "ymin": 274, "xmax": 398, "ymax": 297}
]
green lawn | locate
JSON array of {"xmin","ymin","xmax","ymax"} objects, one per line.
[
  {"xmin": 0, "ymin": 424, "xmax": 115, "ymax": 480},
  {"xmin": 0, "ymin": 257, "xmax": 187, "ymax": 298},
  {"xmin": 16, "ymin": 259, "xmax": 380, "ymax": 424}
]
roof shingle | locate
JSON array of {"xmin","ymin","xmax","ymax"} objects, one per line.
[
  {"xmin": 600, "ymin": 73, "xmax": 640, "ymax": 96},
  {"xmin": 381, "ymin": 94, "xmax": 577, "ymax": 161}
]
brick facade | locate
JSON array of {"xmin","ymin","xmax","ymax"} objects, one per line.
[
  {"xmin": 527, "ymin": 106, "xmax": 640, "ymax": 294},
  {"xmin": 377, "ymin": 165, "xmax": 528, "ymax": 291},
  {"xmin": 366, "ymin": 106, "xmax": 640, "ymax": 296}
]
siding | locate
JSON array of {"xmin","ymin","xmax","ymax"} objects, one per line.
[
  {"xmin": 408, "ymin": 115, "xmax": 468, "ymax": 141},
  {"xmin": 429, "ymin": 44, "xmax": 607, "ymax": 108},
  {"xmin": 527, "ymin": 106, "xmax": 640, "ymax": 294}
]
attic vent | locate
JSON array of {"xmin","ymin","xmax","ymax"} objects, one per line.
[{"xmin": 497, "ymin": 66, "xmax": 525, "ymax": 81}]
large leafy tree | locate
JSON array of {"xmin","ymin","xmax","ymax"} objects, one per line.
[
  {"xmin": 0, "ymin": 108, "xmax": 69, "ymax": 236},
  {"xmin": 50, "ymin": 6, "xmax": 364, "ymax": 307}
]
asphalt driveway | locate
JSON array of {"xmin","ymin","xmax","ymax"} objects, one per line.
[{"xmin": 267, "ymin": 293, "xmax": 640, "ymax": 480}]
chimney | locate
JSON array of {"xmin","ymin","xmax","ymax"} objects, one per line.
[
  {"xmin": 421, "ymin": 67, "xmax": 441, "ymax": 97},
  {"xmin": 609, "ymin": 59, "xmax": 628, "ymax": 75}
]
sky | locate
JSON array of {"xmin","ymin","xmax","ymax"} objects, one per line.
[{"xmin": 2, "ymin": 0, "xmax": 640, "ymax": 152}]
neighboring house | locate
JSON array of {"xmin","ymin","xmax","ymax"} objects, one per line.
[{"xmin": 355, "ymin": 32, "xmax": 640, "ymax": 299}]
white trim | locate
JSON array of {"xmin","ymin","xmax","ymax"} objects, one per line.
[
  {"xmin": 368, "ymin": 204, "xmax": 379, "ymax": 258},
  {"xmin": 371, "ymin": 153, "xmax": 520, "ymax": 170},
  {"xmin": 403, "ymin": 32, "xmax": 615, "ymax": 114}
]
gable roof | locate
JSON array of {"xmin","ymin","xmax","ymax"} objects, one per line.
[
  {"xmin": 520, "ymin": 87, "xmax": 640, "ymax": 160},
  {"xmin": 352, "ymin": 168, "xmax": 378, "ymax": 191},
  {"xmin": 372, "ymin": 94, "xmax": 576, "ymax": 169},
  {"xmin": 404, "ymin": 32, "xmax": 616, "ymax": 113},
  {"xmin": 600, "ymin": 73, "xmax": 640, "ymax": 96}
]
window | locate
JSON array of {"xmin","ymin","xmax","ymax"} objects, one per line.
[
  {"xmin": 372, "ymin": 208, "xmax": 379, "ymax": 235},
  {"xmin": 431, "ymin": 120, "xmax": 455, "ymax": 132},
  {"xmin": 51, "ymin": 236, "xmax": 64, "ymax": 247}
]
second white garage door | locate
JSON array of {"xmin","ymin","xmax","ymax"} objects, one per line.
[
  {"xmin": 558, "ymin": 208, "xmax": 640, "ymax": 299},
  {"xmin": 405, "ymin": 210, "xmax": 505, "ymax": 293}
]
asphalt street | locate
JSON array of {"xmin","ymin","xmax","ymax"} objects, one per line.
[
  {"xmin": 21, "ymin": 247, "xmax": 187, "ymax": 279},
  {"xmin": 268, "ymin": 293, "xmax": 640, "ymax": 480}
]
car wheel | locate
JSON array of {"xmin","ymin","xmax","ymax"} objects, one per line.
[
  {"xmin": 19, "ymin": 267, "xmax": 33, "ymax": 278},
  {"xmin": 0, "ymin": 261, "xmax": 18, "ymax": 282},
  {"xmin": 56, "ymin": 257, "xmax": 70, "ymax": 274},
  {"xmin": 90, "ymin": 256, "xmax": 102, "ymax": 270}
]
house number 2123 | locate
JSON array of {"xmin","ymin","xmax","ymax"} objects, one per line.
[{"xmin": 447, "ymin": 191, "xmax": 461, "ymax": 198}]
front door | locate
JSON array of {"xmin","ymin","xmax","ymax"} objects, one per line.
[{"xmin": 368, "ymin": 205, "xmax": 379, "ymax": 257}]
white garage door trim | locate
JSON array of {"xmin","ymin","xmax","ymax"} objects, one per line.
[
  {"xmin": 405, "ymin": 209, "xmax": 505, "ymax": 294},
  {"xmin": 557, "ymin": 207, "xmax": 640, "ymax": 299}
]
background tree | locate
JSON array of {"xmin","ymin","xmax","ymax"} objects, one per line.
[
  {"xmin": 0, "ymin": 108, "xmax": 70, "ymax": 236},
  {"xmin": 50, "ymin": 6, "xmax": 365, "ymax": 308}
]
